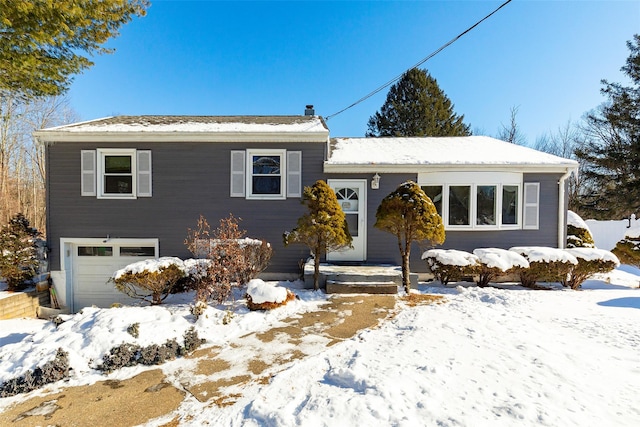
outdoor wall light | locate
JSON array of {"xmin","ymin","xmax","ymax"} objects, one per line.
[{"xmin": 371, "ymin": 173, "xmax": 381, "ymax": 190}]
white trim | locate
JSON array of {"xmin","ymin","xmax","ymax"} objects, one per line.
[
  {"xmin": 35, "ymin": 131, "xmax": 329, "ymax": 144},
  {"xmin": 97, "ymin": 148, "xmax": 137, "ymax": 199},
  {"xmin": 58, "ymin": 237, "xmax": 159, "ymax": 312},
  {"xmin": 327, "ymin": 179, "xmax": 367, "ymax": 262},
  {"xmin": 419, "ymin": 172, "xmax": 523, "ymax": 231},
  {"xmin": 325, "ymin": 162, "xmax": 578, "ymax": 174},
  {"xmin": 246, "ymin": 149, "xmax": 287, "ymax": 200}
]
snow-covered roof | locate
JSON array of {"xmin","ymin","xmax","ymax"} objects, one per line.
[
  {"xmin": 34, "ymin": 115, "xmax": 329, "ymax": 143},
  {"xmin": 325, "ymin": 136, "xmax": 579, "ymax": 172}
]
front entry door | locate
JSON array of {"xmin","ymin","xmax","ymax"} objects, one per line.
[{"xmin": 327, "ymin": 179, "xmax": 366, "ymax": 262}]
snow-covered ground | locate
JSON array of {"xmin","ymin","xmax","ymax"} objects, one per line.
[{"xmin": 2, "ymin": 268, "xmax": 640, "ymax": 426}]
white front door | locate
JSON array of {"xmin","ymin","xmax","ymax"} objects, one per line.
[{"xmin": 327, "ymin": 179, "xmax": 366, "ymax": 262}]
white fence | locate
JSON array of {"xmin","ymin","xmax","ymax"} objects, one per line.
[{"xmin": 585, "ymin": 214, "xmax": 639, "ymax": 250}]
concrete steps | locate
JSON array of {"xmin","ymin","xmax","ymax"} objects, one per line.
[
  {"xmin": 303, "ymin": 262, "xmax": 418, "ymax": 294},
  {"xmin": 326, "ymin": 280, "xmax": 398, "ymax": 294}
]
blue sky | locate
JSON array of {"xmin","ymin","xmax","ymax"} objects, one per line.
[{"xmin": 68, "ymin": 0, "xmax": 639, "ymax": 144}]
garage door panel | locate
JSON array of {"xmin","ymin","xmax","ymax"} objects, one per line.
[{"xmin": 73, "ymin": 244, "xmax": 156, "ymax": 310}]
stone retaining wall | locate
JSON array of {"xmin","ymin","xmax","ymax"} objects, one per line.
[{"xmin": 0, "ymin": 290, "xmax": 50, "ymax": 320}]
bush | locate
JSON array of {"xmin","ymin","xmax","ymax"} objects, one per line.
[
  {"xmin": 0, "ymin": 213, "xmax": 41, "ymax": 290},
  {"xmin": 0, "ymin": 348, "xmax": 69, "ymax": 398},
  {"xmin": 566, "ymin": 210, "xmax": 595, "ymax": 248},
  {"xmin": 185, "ymin": 214, "xmax": 272, "ymax": 305},
  {"xmin": 510, "ymin": 247, "xmax": 578, "ymax": 288},
  {"xmin": 99, "ymin": 327, "xmax": 204, "ymax": 373},
  {"xmin": 245, "ymin": 279, "xmax": 296, "ymax": 310},
  {"xmin": 564, "ymin": 248, "xmax": 620, "ymax": 289},
  {"xmin": 472, "ymin": 248, "xmax": 529, "ymax": 287},
  {"xmin": 421, "ymin": 249, "xmax": 478, "ymax": 285},
  {"xmin": 612, "ymin": 229, "xmax": 640, "ymax": 267},
  {"xmin": 111, "ymin": 257, "xmax": 186, "ymax": 305}
]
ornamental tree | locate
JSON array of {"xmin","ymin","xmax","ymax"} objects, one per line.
[
  {"xmin": 284, "ymin": 180, "xmax": 352, "ymax": 290},
  {"xmin": 0, "ymin": 213, "xmax": 40, "ymax": 290},
  {"xmin": 375, "ymin": 181, "xmax": 445, "ymax": 292}
]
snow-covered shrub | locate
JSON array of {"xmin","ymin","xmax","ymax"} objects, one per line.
[
  {"xmin": 472, "ymin": 248, "xmax": 529, "ymax": 287},
  {"xmin": 510, "ymin": 247, "xmax": 578, "ymax": 288},
  {"xmin": 421, "ymin": 249, "xmax": 478, "ymax": 285},
  {"xmin": 99, "ymin": 327, "xmax": 204, "ymax": 373},
  {"xmin": 185, "ymin": 214, "xmax": 272, "ymax": 305},
  {"xmin": 110, "ymin": 257, "xmax": 186, "ymax": 305},
  {"xmin": 611, "ymin": 227, "xmax": 640, "ymax": 267},
  {"xmin": 245, "ymin": 279, "xmax": 296, "ymax": 311},
  {"xmin": 0, "ymin": 348, "xmax": 69, "ymax": 398},
  {"xmin": 566, "ymin": 210, "xmax": 595, "ymax": 248},
  {"xmin": 127, "ymin": 322, "xmax": 140, "ymax": 338},
  {"xmin": 564, "ymin": 248, "xmax": 620, "ymax": 289},
  {"xmin": 0, "ymin": 213, "xmax": 41, "ymax": 290}
]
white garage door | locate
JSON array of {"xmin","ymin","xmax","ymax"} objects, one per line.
[{"xmin": 73, "ymin": 244, "xmax": 157, "ymax": 311}]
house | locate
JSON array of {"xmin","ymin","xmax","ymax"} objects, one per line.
[{"xmin": 34, "ymin": 112, "xmax": 578, "ymax": 311}]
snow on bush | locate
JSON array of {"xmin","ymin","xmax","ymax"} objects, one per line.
[
  {"xmin": 422, "ymin": 249, "xmax": 478, "ymax": 285},
  {"xmin": 510, "ymin": 247, "xmax": 578, "ymax": 288},
  {"xmin": 612, "ymin": 225, "xmax": 640, "ymax": 268},
  {"xmin": 111, "ymin": 257, "xmax": 186, "ymax": 305},
  {"xmin": 472, "ymin": 248, "xmax": 529, "ymax": 287},
  {"xmin": 566, "ymin": 210, "xmax": 595, "ymax": 248},
  {"xmin": 564, "ymin": 248, "xmax": 620, "ymax": 289},
  {"xmin": 246, "ymin": 279, "xmax": 295, "ymax": 311}
]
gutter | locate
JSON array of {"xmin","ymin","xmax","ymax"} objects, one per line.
[{"xmin": 557, "ymin": 167, "xmax": 577, "ymax": 248}]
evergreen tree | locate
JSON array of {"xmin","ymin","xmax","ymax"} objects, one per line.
[
  {"xmin": 575, "ymin": 34, "xmax": 640, "ymax": 219},
  {"xmin": 366, "ymin": 68, "xmax": 471, "ymax": 137},
  {"xmin": 284, "ymin": 180, "xmax": 352, "ymax": 290},
  {"xmin": 375, "ymin": 181, "xmax": 445, "ymax": 292},
  {"xmin": 0, "ymin": 213, "xmax": 40, "ymax": 290},
  {"xmin": 0, "ymin": 0, "xmax": 148, "ymax": 98}
]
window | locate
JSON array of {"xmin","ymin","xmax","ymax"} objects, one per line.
[
  {"xmin": 502, "ymin": 185, "xmax": 518, "ymax": 225},
  {"xmin": 120, "ymin": 246, "xmax": 156, "ymax": 257},
  {"xmin": 476, "ymin": 185, "xmax": 496, "ymax": 226},
  {"xmin": 449, "ymin": 186, "xmax": 471, "ymax": 226},
  {"xmin": 78, "ymin": 246, "xmax": 113, "ymax": 256},
  {"xmin": 419, "ymin": 172, "xmax": 530, "ymax": 230},
  {"xmin": 81, "ymin": 149, "xmax": 152, "ymax": 199},
  {"xmin": 231, "ymin": 149, "xmax": 302, "ymax": 199},
  {"xmin": 422, "ymin": 185, "xmax": 443, "ymax": 216},
  {"xmin": 250, "ymin": 151, "xmax": 283, "ymax": 197}
]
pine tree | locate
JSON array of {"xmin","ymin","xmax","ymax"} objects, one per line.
[
  {"xmin": 374, "ymin": 181, "xmax": 445, "ymax": 292},
  {"xmin": 575, "ymin": 34, "xmax": 640, "ymax": 219},
  {"xmin": 366, "ymin": 68, "xmax": 471, "ymax": 137},
  {"xmin": 284, "ymin": 180, "xmax": 352, "ymax": 290},
  {"xmin": 0, "ymin": 0, "xmax": 148, "ymax": 98},
  {"xmin": 0, "ymin": 213, "xmax": 40, "ymax": 290}
]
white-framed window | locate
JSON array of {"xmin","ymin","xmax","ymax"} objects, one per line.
[
  {"xmin": 419, "ymin": 172, "xmax": 536, "ymax": 231},
  {"xmin": 230, "ymin": 149, "xmax": 302, "ymax": 200},
  {"xmin": 81, "ymin": 149, "xmax": 152, "ymax": 199}
]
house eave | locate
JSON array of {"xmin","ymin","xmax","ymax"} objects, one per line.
[
  {"xmin": 323, "ymin": 162, "xmax": 579, "ymax": 174},
  {"xmin": 33, "ymin": 130, "xmax": 329, "ymax": 144}
]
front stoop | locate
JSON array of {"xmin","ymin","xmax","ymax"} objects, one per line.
[{"xmin": 304, "ymin": 262, "xmax": 418, "ymax": 294}]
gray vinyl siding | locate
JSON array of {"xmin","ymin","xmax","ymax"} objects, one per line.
[
  {"xmin": 323, "ymin": 173, "xmax": 416, "ymax": 267},
  {"xmin": 323, "ymin": 172, "xmax": 563, "ymax": 273},
  {"xmin": 46, "ymin": 141, "xmax": 325, "ymax": 274}
]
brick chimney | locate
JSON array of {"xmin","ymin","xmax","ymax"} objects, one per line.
[{"xmin": 304, "ymin": 105, "xmax": 315, "ymax": 116}]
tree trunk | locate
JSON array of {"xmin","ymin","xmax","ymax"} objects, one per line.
[{"xmin": 313, "ymin": 253, "xmax": 321, "ymax": 291}]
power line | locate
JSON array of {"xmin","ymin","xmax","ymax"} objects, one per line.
[{"xmin": 325, "ymin": 0, "xmax": 513, "ymax": 122}]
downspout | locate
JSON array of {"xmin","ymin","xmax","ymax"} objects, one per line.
[{"xmin": 557, "ymin": 167, "xmax": 575, "ymax": 249}]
